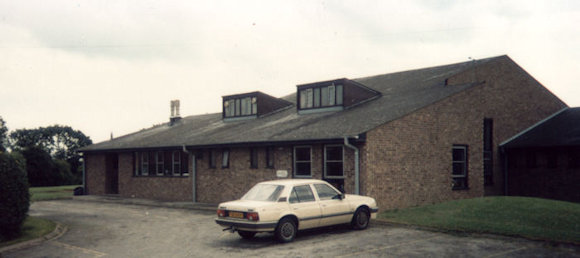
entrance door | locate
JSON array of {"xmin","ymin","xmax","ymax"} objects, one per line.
[{"xmin": 105, "ymin": 153, "xmax": 119, "ymax": 194}]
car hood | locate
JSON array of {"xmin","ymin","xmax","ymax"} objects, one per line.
[{"xmin": 218, "ymin": 200, "xmax": 275, "ymax": 211}]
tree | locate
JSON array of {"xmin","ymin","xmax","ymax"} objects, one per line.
[
  {"xmin": 10, "ymin": 125, "xmax": 92, "ymax": 184},
  {"xmin": 0, "ymin": 116, "xmax": 7, "ymax": 152},
  {"xmin": 0, "ymin": 152, "xmax": 30, "ymax": 241}
]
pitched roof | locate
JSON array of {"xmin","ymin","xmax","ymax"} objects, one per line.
[
  {"xmin": 81, "ymin": 55, "xmax": 505, "ymax": 152},
  {"xmin": 501, "ymin": 107, "xmax": 580, "ymax": 148}
]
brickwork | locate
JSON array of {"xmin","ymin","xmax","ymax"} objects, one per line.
[
  {"xmin": 85, "ymin": 153, "xmax": 106, "ymax": 195},
  {"xmin": 361, "ymin": 56, "xmax": 566, "ymax": 210},
  {"xmin": 195, "ymin": 144, "xmax": 354, "ymax": 204},
  {"xmin": 507, "ymin": 147, "xmax": 580, "ymax": 202},
  {"xmin": 83, "ymin": 56, "xmax": 566, "ymax": 209},
  {"xmin": 117, "ymin": 152, "xmax": 193, "ymax": 201}
]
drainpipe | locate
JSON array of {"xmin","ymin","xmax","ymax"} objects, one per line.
[
  {"xmin": 344, "ymin": 136, "xmax": 360, "ymax": 195},
  {"xmin": 182, "ymin": 145, "xmax": 196, "ymax": 203}
]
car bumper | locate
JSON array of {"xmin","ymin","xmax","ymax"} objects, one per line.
[{"xmin": 215, "ymin": 218, "xmax": 277, "ymax": 232}]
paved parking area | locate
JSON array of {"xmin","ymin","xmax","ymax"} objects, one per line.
[{"xmin": 2, "ymin": 200, "xmax": 578, "ymax": 257}]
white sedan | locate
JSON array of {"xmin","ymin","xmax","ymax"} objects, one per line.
[{"xmin": 215, "ymin": 179, "xmax": 379, "ymax": 243}]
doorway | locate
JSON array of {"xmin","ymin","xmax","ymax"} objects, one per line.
[{"xmin": 105, "ymin": 153, "xmax": 119, "ymax": 195}]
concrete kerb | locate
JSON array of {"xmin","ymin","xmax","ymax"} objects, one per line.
[
  {"xmin": 0, "ymin": 222, "xmax": 67, "ymax": 255},
  {"xmin": 72, "ymin": 195, "xmax": 217, "ymax": 212}
]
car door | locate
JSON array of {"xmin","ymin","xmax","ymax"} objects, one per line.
[
  {"xmin": 314, "ymin": 183, "xmax": 352, "ymax": 226},
  {"xmin": 288, "ymin": 184, "xmax": 321, "ymax": 230}
]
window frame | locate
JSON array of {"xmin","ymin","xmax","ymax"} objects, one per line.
[
  {"xmin": 172, "ymin": 150, "xmax": 181, "ymax": 176},
  {"xmin": 222, "ymin": 148, "xmax": 230, "ymax": 169},
  {"xmin": 223, "ymin": 96, "xmax": 257, "ymax": 118},
  {"xmin": 155, "ymin": 151, "xmax": 164, "ymax": 176},
  {"xmin": 141, "ymin": 152, "xmax": 149, "ymax": 176},
  {"xmin": 298, "ymin": 84, "xmax": 344, "ymax": 110},
  {"xmin": 452, "ymin": 145, "xmax": 468, "ymax": 190},
  {"xmin": 289, "ymin": 185, "xmax": 316, "ymax": 203},
  {"xmin": 293, "ymin": 146, "xmax": 312, "ymax": 178},
  {"xmin": 324, "ymin": 145, "xmax": 344, "ymax": 179}
]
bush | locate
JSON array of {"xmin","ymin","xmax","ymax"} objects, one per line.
[{"xmin": 0, "ymin": 152, "xmax": 30, "ymax": 241}]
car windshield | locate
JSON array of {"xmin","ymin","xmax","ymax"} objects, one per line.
[{"xmin": 241, "ymin": 184, "xmax": 285, "ymax": 202}]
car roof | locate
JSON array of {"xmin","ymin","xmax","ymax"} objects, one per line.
[{"xmin": 257, "ymin": 179, "xmax": 327, "ymax": 186}]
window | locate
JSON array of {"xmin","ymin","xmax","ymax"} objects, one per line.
[
  {"xmin": 289, "ymin": 185, "xmax": 315, "ymax": 203},
  {"xmin": 483, "ymin": 118, "xmax": 493, "ymax": 185},
  {"xmin": 452, "ymin": 145, "xmax": 468, "ymax": 190},
  {"xmin": 222, "ymin": 149, "xmax": 230, "ymax": 168},
  {"xmin": 209, "ymin": 149, "xmax": 216, "ymax": 168},
  {"xmin": 172, "ymin": 151, "xmax": 181, "ymax": 175},
  {"xmin": 250, "ymin": 148, "xmax": 258, "ymax": 169},
  {"xmin": 223, "ymin": 96, "xmax": 257, "ymax": 118},
  {"xmin": 266, "ymin": 146, "xmax": 275, "ymax": 168},
  {"xmin": 298, "ymin": 84, "xmax": 344, "ymax": 110},
  {"xmin": 294, "ymin": 146, "xmax": 312, "ymax": 177},
  {"xmin": 155, "ymin": 152, "xmax": 164, "ymax": 175},
  {"xmin": 141, "ymin": 152, "xmax": 149, "ymax": 176},
  {"xmin": 314, "ymin": 184, "xmax": 340, "ymax": 200},
  {"xmin": 324, "ymin": 145, "xmax": 344, "ymax": 178}
]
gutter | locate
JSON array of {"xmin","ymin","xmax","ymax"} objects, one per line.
[{"xmin": 343, "ymin": 136, "xmax": 360, "ymax": 195}]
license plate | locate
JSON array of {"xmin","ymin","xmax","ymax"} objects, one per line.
[{"xmin": 229, "ymin": 211, "xmax": 244, "ymax": 219}]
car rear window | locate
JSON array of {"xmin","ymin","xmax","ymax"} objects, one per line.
[{"xmin": 241, "ymin": 184, "xmax": 285, "ymax": 202}]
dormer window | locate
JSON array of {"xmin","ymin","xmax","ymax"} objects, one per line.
[
  {"xmin": 222, "ymin": 91, "xmax": 293, "ymax": 121},
  {"xmin": 297, "ymin": 78, "xmax": 380, "ymax": 114},
  {"xmin": 299, "ymin": 84, "xmax": 343, "ymax": 109},
  {"xmin": 224, "ymin": 96, "xmax": 257, "ymax": 118}
]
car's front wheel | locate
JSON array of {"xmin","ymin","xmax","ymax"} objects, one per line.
[
  {"xmin": 351, "ymin": 207, "xmax": 370, "ymax": 230},
  {"xmin": 275, "ymin": 217, "xmax": 297, "ymax": 243},
  {"xmin": 237, "ymin": 230, "xmax": 256, "ymax": 239}
]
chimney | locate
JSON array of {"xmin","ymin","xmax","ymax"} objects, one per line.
[{"xmin": 170, "ymin": 100, "xmax": 181, "ymax": 125}]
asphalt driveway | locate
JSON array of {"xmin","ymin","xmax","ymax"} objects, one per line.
[{"xmin": 2, "ymin": 199, "xmax": 578, "ymax": 257}]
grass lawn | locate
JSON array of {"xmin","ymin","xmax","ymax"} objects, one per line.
[
  {"xmin": 0, "ymin": 217, "xmax": 56, "ymax": 248},
  {"xmin": 30, "ymin": 185, "xmax": 80, "ymax": 202},
  {"xmin": 378, "ymin": 196, "xmax": 580, "ymax": 243}
]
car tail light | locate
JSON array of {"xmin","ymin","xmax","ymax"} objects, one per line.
[
  {"xmin": 217, "ymin": 209, "xmax": 226, "ymax": 217},
  {"xmin": 246, "ymin": 212, "xmax": 259, "ymax": 221}
]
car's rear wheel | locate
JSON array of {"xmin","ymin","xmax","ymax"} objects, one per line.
[
  {"xmin": 275, "ymin": 217, "xmax": 297, "ymax": 243},
  {"xmin": 351, "ymin": 207, "xmax": 370, "ymax": 230},
  {"xmin": 237, "ymin": 230, "xmax": 256, "ymax": 239}
]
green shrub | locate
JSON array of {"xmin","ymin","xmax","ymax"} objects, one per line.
[{"xmin": 0, "ymin": 152, "xmax": 30, "ymax": 241}]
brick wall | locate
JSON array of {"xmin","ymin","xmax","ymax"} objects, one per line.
[
  {"xmin": 85, "ymin": 153, "xmax": 106, "ymax": 195},
  {"xmin": 362, "ymin": 56, "xmax": 566, "ymax": 210},
  {"xmin": 195, "ymin": 144, "xmax": 355, "ymax": 204},
  {"xmin": 117, "ymin": 152, "xmax": 193, "ymax": 201},
  {"xmin": 507, "ymin": 147, "xmax": 580, "ymax": 202}
]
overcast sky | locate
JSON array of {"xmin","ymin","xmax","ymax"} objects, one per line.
[{"xmin": 1, "ymin": 0, "xmax": 579, "ymax": 143}]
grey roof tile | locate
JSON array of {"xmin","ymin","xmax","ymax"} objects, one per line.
[{"xmin": 81, "ymin": 55, "xmax": 504, "ymax": 152}]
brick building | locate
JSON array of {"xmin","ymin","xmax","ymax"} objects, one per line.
[
  {"xmin": 79, "ymin": 55, "xmax": 568, "ymax": 209},
  {"xmin": 501, "ymin": 107, "xmax": 580, "ymax": 203}
]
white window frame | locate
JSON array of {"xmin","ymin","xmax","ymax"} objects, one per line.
[
  {"xmin": 156, "ymin": 151, "xmax": 164, "ymax": 176},
  {"xmin": 452, "ymin": 145, "xmax": 468, "ymax": 190},
  {"xmin": 172, "ymin": 151, "xmax": 181, "ymax": 176},
  {"xmin": 293, "ymin": 146, "xmax": 312, "ymax": 178},
  {"xmin": 324, "ymin": 145, "xmax": 344, "ymax": 179},
  {"xmin": 141, "ymin": 152, "xmax": 149, "ymax": 176}
]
